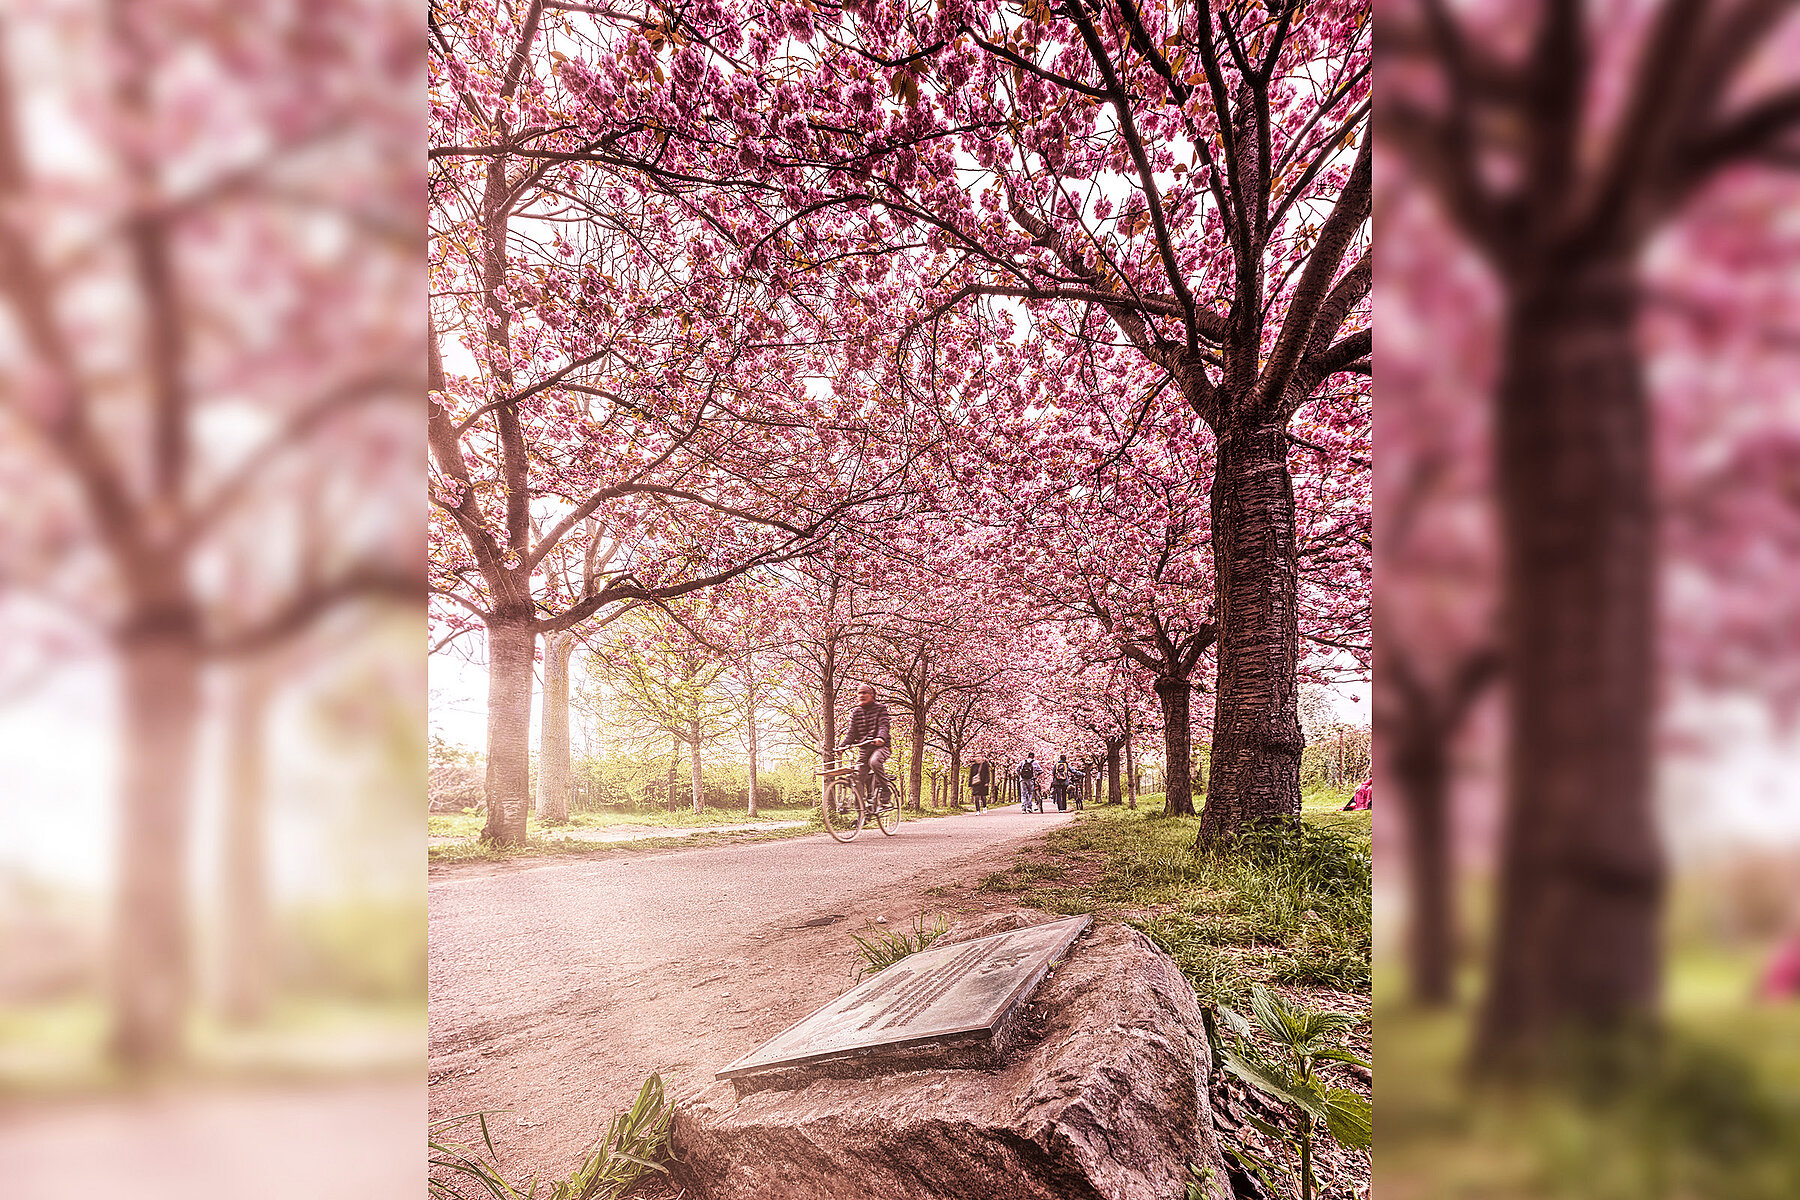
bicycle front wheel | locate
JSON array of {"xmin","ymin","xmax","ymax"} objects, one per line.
[
  {"xmin": 822, "ymin": 780, "xmax": 863, "ymax": 842},
  {"xmin": 875, "ymin": 781, "xmax": 900, "ymax": 835}
]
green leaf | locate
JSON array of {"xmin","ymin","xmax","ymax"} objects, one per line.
[
  {"xmin": 1216, "ymin": 1003, "xmax": 1256, "ymax": 1041},
  {"xmin": 1310, "ymin": 1045, "xmax": 1372, "ymax": 1070},
  {"xmin": 1249, "ymin": 985, "xmax": 1307, "ymax": 1047},
  {"xmin": 1323, "ymin": 1088, "xmax": 1373, "ymax": 1150},
  {"xmin": 1221, "ymin": 1044, "xmax": 1329, "ymax": 1120}
]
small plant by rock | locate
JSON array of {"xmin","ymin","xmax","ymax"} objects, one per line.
[{"xmin": 1209, "ymin": 986, "xmax": 1371, "ymax": 1200}]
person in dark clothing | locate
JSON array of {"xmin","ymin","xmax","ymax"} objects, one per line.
[
  {"xmin": 1018, "ymin": 752, "xmax": 1038, "ymax": 812},
  {"xmin": 1051, "ymin": 754, "xmax": 1071, "ymax": 811},
  {"xmin": 839, "ymin": 683, "xmax": 891, "ymax": 803},
  {"xmin": 968, "ymin": 758, "xmax": 992, "ymax": 811}
]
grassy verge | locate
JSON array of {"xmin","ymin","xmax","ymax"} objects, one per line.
[
  {"xmin": 970, "ymin": 803, "xmax": 1371, "ymax": 1009},
  {"xmin": 428, "ymin": 800, "xmax": 969, "ymax": 864}
]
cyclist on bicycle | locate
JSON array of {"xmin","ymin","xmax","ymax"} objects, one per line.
[{"xmin": 838, "ymin": 683, "xmax": 891, "ymax": 802}]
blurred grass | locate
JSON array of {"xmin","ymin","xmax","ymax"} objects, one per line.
[
  {"xmin": 0, "ymin": 995, "xmax": 423, "ymax": 1096},
  {"xmin": 1377, "ymin": 898, "xmax": 1800, "ymax": 1200}
]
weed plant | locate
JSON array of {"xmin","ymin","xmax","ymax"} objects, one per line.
[
  {"xmin": 429, "ymin": 1074, "xmax": 674, "ymax": 1200},
  {"xmin": 850, "ymin": 914, "xmax": 949, "ymax": 981}
]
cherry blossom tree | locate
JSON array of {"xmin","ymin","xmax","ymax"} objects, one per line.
[
  {"xmin": 530, "ymin": 0, "xmax": 1370, "ymax": 840},
  {"xmin": 0, "ymin": 0, "xmax": 418, "ymax": 1068},
  {"xmin": 1381, "ymin": 0, "xmax": 1800, "ymax": 1069},
  {"xmin": 429, "ymin": 4, "xmax": 918, "ymax": 845}
]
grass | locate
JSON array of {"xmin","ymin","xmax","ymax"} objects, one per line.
[
  {"xmin": 430, "ymin": 798, "xmax": 971, "ymax": 863},
  {"xmin": 430, "ymin": 1072, "xmax": 675, "ymax": 1200},
  {"xmin": 428, "ymin": 804, "xmax": 820, "ymax": 840},
  {"xmin": 975, "ymin": 802, "xmax": 1371, "ymax": 1009},
  {"xmin": 1374, "ymin": 992, "xmax": 1800, "ymax": 1200},
  {"xmin": 849, "ymin": 913, "xmax": 950, "ymax": 981},
  {"xmin": 0, "ymin": 994, "xmax": 425, "ymax": 1095},
  {"xmin": 428, "ymin": 805, "xmax": 828, "ymax": 864}
]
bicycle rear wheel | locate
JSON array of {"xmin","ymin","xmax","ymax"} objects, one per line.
[
  {"xmin": 822, "ymin": 780, "xmax": 863, "ymax": 841},
  {"xmin": 875, "ymin": 779, "xmax": 900, "ymax": 835}
]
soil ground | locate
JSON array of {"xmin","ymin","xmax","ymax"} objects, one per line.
[{"xmin": 428, "ymin": 805, "xmax": 1076, "ymax": 1189}]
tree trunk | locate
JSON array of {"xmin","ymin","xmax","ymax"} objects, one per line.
[
  {"xmin": 819, "ymin": 680, "xmax": 837, "ymax": 804},
  {"xmin": 1202, "ymin": 422, "xmax": 1305, "ymax": 845},
  {"xmin": 667, "ymin": 738, "xmax": 680, "ymax": 812},
  {"xmin": 1106, "ymin": 742, "xmax": 1121, "ymax": 805},
  {"xmin": 537, "ymin": 632, "xmax": 573, "ymax": 823},
  {"xmin": 1125, "ymin": 709, "xmax": 1138, "ymax": 810},
  {"xmin": 111, "ymin": 630, "xmax": 203, "ymax": 1070},
  {"xmin": 219, "ymin": 660, "xmax": 278, "ymax": 1026},
  {"xmin": 689, "ymin": 720, "xmax": 704, "ymax": 814},
  {"xmin": 909, "ymin": 714, "xmax": 926, "ymax": 812},
  {"xmin": 481, "ymin": 617, "xmax": 535, "ymax": 846},
  {"xmin": 1475, "ymin": 257, "xmax": 1663, "ymax": 1071},
  {"xmin": 746, "ymin": 706, "xmax": 759, "ymax": 818},
  {"xmin": 1154, "ymin": 675, "xmax": 1195, "ymax": 816},
  {"xmin": 1397, "ymin": 729, "xmax": 1456, "ymax": 1007},
  {"xmin": 950, "ymin": 748, "xmax": 961, "ymax": 808}
]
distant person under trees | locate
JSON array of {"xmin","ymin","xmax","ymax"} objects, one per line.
[
  {"xmin": 968, "ymin": 758, "xmax": 992, "ymax": 812},
  {"xmin": 1052, "ymin": 755, "xmax": 1071, "ymax": 812},
  {"xmin": 1344, "ymin": 778, "xmax": 1372, "ymax": 812},
  {"xmin": 1018, "ymin": 753, "xmax": 1038, "ymax": 813}
]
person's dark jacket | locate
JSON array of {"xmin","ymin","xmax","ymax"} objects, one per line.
[
  {"xmin": 843, "ymin": 701, "xmax": 890, "ymax": 749},
  {"xmin": 968, "ymin": 761, "xmax": 992, "ymax": 789}
]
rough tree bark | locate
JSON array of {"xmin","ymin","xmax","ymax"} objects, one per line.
[
  {"xmin": 1199, "ymin": 425, "xmax": 1306, "ymax": 846},
  {"xmin": 1476, "ymin": 258, "xmax": 1663, "ymax": 1068},
  {"xmin": 1155, "ymin": 675, "xmax": 1196, "ymax": 817},
  {"xmin": 1125, "ymin": 709, "xmax": 1138, "ymax": 810},
  {"xmin": 537, "ymin": 631, "xmax": 573, "ymax": 823}
]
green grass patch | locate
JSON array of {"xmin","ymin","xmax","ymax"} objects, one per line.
[
  {"xmin": 980, "ymin": 806, "xmax": 1370, "ymax": 1007},
  {"xmin": 849, "ymin": 914, "xmax": 949, "ymax": 981},
  {"xmin": 429, "ymin": 806, "xmax": 829, "ymax": 863},
  {"xmin": 428, "ymin": 804, "xmax": 821, "ymax": 840}
]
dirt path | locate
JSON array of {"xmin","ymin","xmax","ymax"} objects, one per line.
[{"xmin": 428, "ymin": 806, "xmax": 1073, "ymax": 1187}]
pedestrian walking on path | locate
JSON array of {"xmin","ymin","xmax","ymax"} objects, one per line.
[{"xmin": 968, "ymin": 758, "xmax": 992, "ymax": 811}]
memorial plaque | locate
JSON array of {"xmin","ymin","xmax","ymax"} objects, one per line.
[{"xmin": 717, "ymin": 914, "xmax": 1091, "ymax": 1081}]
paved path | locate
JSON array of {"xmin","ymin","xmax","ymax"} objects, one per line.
[{"xmin": 428, "ymin": 806, "xmax": 1074, "ymax": 1184}]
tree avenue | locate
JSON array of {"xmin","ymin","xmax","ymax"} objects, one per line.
[{"xmin": 430, "ymin": 2, "xmax": 1371, "ymax": 849}]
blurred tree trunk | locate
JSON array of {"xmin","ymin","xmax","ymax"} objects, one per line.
[
  {"xmin": 111, "ymin": 628, "xmax": 203, "ymax": 1069},
  {"xmin": 219, "ymin": 656, "xmax": 282, "ymax": 1026},
  {"xmin": 1477, "ymin": 260, "xmax": 1663, "ymax": 1070},
  {"xmin": 537, "ymin": 632, "xmax": 573, "ymax": 823},
  {"xmin": 667, "ymin": 738, "xmax": 679, "ymax": 812}
]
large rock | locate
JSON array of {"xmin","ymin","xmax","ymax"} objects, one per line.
[{"xmin": 670, "ymin": 913, "xmax": 1232, "ymax": 1200}]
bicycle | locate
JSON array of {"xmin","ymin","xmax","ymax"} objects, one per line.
[{"xmin": 817, "ymin": 739, "xmax": 901, "ymax": 842}]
